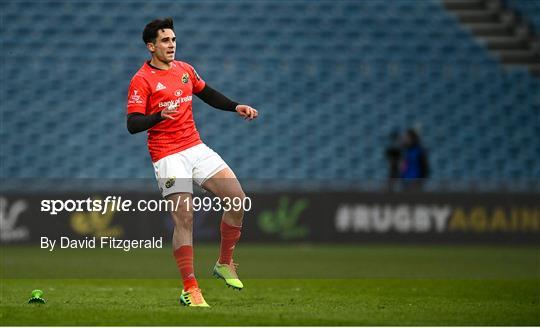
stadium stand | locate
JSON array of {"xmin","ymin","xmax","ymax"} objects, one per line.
[
  {"xmin": 444, "ymin": 0, "xmax": 540, "ymax": 73},
  {"xmin": 505, "ymin": 0, "xmax": 540, "ymax": 32},
  {"xmin": 1, "ymin": 0, "xmax": 539, "ymax": 189}
]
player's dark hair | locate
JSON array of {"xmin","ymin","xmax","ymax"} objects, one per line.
[{"xmin": 142, "ymin": 17, "xmax": 174, "ymax": 44}]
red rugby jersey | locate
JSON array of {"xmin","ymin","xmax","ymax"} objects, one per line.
[{"xmin": 127, "ymin": 60, "xmax": 206, "ymax": 162}]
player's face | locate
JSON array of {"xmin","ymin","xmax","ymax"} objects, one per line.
[{"xmin": 148, "ymin": 28, "xmax": 176, "ymax": 63}]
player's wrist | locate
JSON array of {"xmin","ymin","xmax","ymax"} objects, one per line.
[{"xmin": 157, "ymin": 110, "xmax": 166, "ymax": 121}]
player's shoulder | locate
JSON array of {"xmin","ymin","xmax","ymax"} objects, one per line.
[
  {"xmin": 174, "ymin": 60, "xmax": 203, "ymax": 82},
  {"xmin": 132, "ymin": 62, "xmax": 152, "ymax": 78},
  {"xmin": 128, "ymin": 63, "xmax": 153, "ymax": 90},
  {"xmin": 174, "ymin": 60, "xmax": 197, "ymax": 71},
  {"xmin": 130, "ymin": 62, "xmax": 152, "ymax": 81}
]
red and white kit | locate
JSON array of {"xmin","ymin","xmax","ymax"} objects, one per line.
[{"xmin": 127, "ymin": 61, "xmax": 228, "ymax": 195}]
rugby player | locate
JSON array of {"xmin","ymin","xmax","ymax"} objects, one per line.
[{"xmin": 126, "ymin": 17, "xmax": 258, "ymax": 307}]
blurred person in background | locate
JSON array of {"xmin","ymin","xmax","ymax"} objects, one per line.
[
  {"xmin": 400, "ymin": 129, "xmax": 430, "ymax": 190},
  {"xmin": 385, "ymin": 129, "xmax": 402, "ymax": 192}
]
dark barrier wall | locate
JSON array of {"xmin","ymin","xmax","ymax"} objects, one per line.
[{"xmin": 1, "ymin": 192, "xmax": 538, "ymax": 244}]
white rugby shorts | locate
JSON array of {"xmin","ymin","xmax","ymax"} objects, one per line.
[{"xmin": 153, "ymin": 143, "xmax": 228, "ymax": 197}]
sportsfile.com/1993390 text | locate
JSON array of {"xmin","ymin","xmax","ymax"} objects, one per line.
[{"xmin": 40, "ymin": 196, "xmax": 251, "ymax": 215}]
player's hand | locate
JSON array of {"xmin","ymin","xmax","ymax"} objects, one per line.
[
  {"xmin": 161, "ymin": 104, "xmax": 178, "ymax": 120},
  {"xmin": 235, "ymin": 105, "xmax": 258, "ymax": 121}
]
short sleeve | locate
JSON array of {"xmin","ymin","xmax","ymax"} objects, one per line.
[
  {"xmin": 185, "ymin": 63, "xmax": 206, "ymax": 94},
  {"xmin": 127, "ymin": 75, "xmax": 150, "ymax": 114}
]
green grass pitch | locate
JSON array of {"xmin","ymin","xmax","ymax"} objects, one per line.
[{"xmin": 1, "ymin": 244, "xmax": 539, "ymax": 325}]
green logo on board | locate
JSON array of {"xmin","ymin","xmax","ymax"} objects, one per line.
[{"xmin": 258, "ymin": 197, "xmax": 309, "ymax": 239}]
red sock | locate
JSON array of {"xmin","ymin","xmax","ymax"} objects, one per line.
[
  {"xmin": 219, "ymin": 221, "xmax": 242, "ymax": 264},
  {"xmin": 173, "ymin": 245, "xmax": 198, "ymax": 290}
]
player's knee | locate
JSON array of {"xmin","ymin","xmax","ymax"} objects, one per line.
[
  {"xmin": 228, "ymin": 190, "xmax": 246, "ymax": 218},
  {"xmin": 235, "ymin": 189, "xmax": 246, "ymax": 202}
]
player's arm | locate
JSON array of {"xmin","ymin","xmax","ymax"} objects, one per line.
[
  {"xmin": 195, "ymin": 84, "xmax": 258, "ymax": 120},
  {"xmin": 126, "ymin": 109, "xmax": 175, "ymax": 134},
  {"xmin": 126, "ymin": 75, "xmax": 179, "ymax": 134},
  {"xmin": 127, "ymin": 105, "xmax": 178, "ymax": 134}
]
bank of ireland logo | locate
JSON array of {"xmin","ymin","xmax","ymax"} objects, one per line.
[
  {"xmin": 174, "ymin": 89, "xmax": 183, "ymax": 97},
  {"xmin": 165, "ymin": 176, "xmax": 176, "ymax": 188},
  {"xmin": 257, "ymin": 197, "xmax": 309, "ymax": 239},
  {"xmin": 182, "ymin": 73, "xmax": 189, "ymax": 84}
]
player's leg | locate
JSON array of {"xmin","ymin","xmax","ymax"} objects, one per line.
[
  {"xmin": 154, "ymin": 153, "xmax": 209, "ymax": 307},
  {"xmin": 202, "ymin": 167, "xmax": 246, "ymax": 227},
  {"xmin": 192, "ymin": 144, "xmax": 246, "ymax": 290},
  {"xmin": 202, "ymin": 168, "xmax": 246, "ymax": 290},
  {"xmin": 167, "ymin": 192, "xmax": 209, "ymax": 307},
  {"xmin": 168, "ymin": 192, "xmax": 196, "ymax": 289}
]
